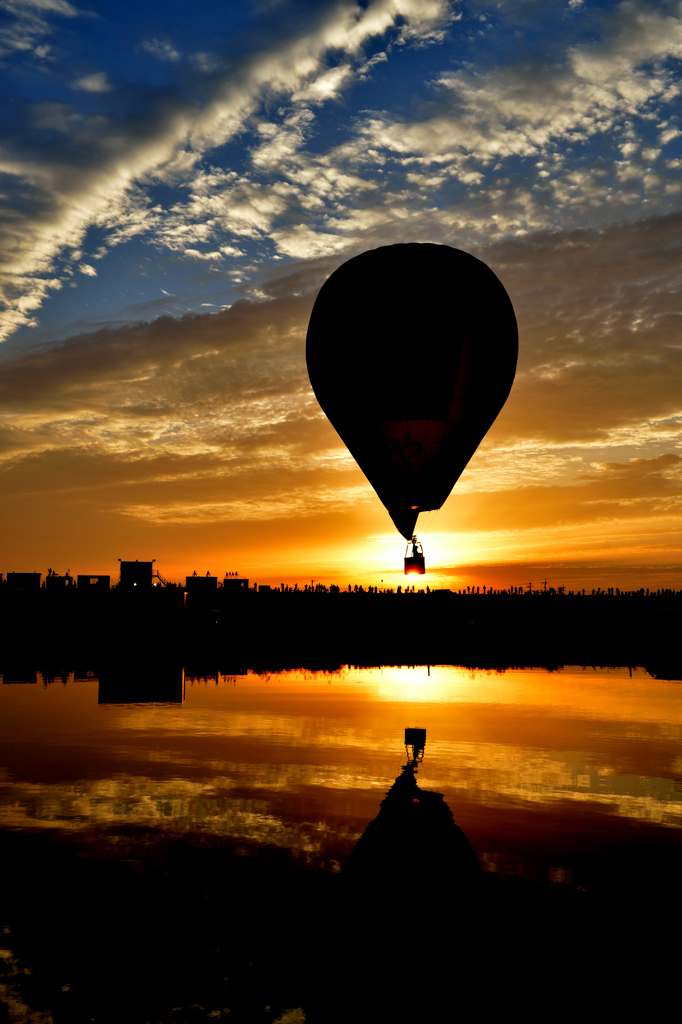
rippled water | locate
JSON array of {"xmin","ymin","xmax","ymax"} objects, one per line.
[{"xmin": 2, "ymin": 664, "xmax": 681, "ymax": 884}]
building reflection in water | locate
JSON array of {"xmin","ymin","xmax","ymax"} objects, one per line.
[
  {"xmin": 1, "ymin": 667, "xmax": 38, "ymax": 685},
  {"xmin": 98, "ymin": 662, "xmax": 185, "ymax": 705}
]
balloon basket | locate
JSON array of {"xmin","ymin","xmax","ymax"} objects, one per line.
[{"xmin": 404, "ymin": 536, "xmax": 426, "ymax": 576}]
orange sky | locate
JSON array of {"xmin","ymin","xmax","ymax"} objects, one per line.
[{"xmin": 2, "ymin": 218, "xmax": 682, "ymax": 591}]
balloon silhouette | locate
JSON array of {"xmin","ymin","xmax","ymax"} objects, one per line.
[{"xmin": 306, "ymin": 243, "xmax": 518, "ymax": 541}]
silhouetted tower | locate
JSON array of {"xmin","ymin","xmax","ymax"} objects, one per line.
[
  {"xmin": 45, "ymin": 572, "xmax": 74, "ymax": 591},
  {"xmin": 222, "ymin": 572, "xmax": 249, "ymax": 593},
  {"xmin": 6, "ymin": 573, "xmax": 41, "ymax": 591},
  {"xmin": 185, "ymin": 573, "xmax": 217, "ymax": 594},
  {"xmin": 118, "ymin": 559, "xmax": 155, "ymax": 590}
]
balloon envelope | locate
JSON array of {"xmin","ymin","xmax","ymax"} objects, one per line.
[{"xmin": 306, "ymin": 243, "xmax": 518, "ymax": 540}]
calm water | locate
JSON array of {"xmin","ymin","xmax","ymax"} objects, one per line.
[
  {"xmin": 2, "ymin": 664, "xmax": 681, "ymax": 1022},
  {"xmin": 1, "ymin": 664, "xmax": 681, "ymax": 880}
]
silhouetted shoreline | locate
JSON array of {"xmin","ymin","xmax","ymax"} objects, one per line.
[{"xmin": 1, "ymin": 585, "xmax": 681, "ymax": 678}]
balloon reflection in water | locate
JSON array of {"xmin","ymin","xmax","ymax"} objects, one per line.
[{"xmin": 344, "ymin": 727, "xmax": 480, "ymax": 893}]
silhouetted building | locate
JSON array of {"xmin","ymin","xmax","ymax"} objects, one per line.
[
  {"xmin": 45, "ymin": 573, "xmax": 74, "ymax": 591},
  {"xmin": 185, "ymin": 574, "xmax": 218, "ymax": 593},
  {"xmin": 118, "ymin": 559, "xmax": 155, "ymax": 590},
  {"xmin": 223, "ymin": 573, "xmax": 248, "ymax": 592},
  {"xmin": 77, "ymin": 575, "xmax": 111, "ymax": 590},
  {"xmin": 6, "ymin": 572, "xmax": 41, "ymax": 591}
]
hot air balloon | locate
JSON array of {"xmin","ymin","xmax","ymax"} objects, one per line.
[{"xmin": 306, "ymin": 243, "xmax": 518, "ymax": 574}]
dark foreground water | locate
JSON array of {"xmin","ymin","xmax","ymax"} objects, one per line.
[{"xmin": 1, "ymin": 665, "xmax": 681, "ymax": 1022}]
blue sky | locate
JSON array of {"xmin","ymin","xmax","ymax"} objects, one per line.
[
  {"xmin": 1, "ymin": 0, "xmax": 682, "ymax": 586},
  {"xmin": 4, "ymin": 0, "xmax": 681, "ymax": 344}
]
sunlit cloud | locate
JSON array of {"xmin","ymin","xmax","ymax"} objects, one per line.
[{"xmin": 120, "ymin": 485, "xmax": 375, "ymax": 524}]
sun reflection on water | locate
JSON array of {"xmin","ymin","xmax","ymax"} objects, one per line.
[{"xmin": 0, "ymin": 664, "xmax": 680, "ymax": 873}]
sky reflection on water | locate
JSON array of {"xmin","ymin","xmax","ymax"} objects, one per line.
[{"xmin": 1, "ymin": 665, "xmax": 681, "ymax": 884}]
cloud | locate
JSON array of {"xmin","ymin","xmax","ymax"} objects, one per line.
[
  {"xmin": 0, "ymin": 286, "xmax": 363, "ymax": 572},
  {"xmin": 109, "ymin": 0, "xmax": 682, "ymax": 289},
  {"xmin": 71, "ymin": 72, "xmax": 112, "ymax": 92},
  {"xmin": 481, "ymin": 211, "xmax": 682, "ymax": 448},
  {"xmin": 358, "ymin": 50, "xmax": 388, "ymax": 76},
  {"xmin": 1, "ymin": 207, "xmax": 681, "ymax": 504},
  {"xmin": 270, "ymin": 223, "xmax": 352, "ymax": 258},
  {"xmin": 183, "ymin": 249, "xmax": 224, "ymax": 260},
  {"xmin": 0, "ymin": 0, "xmax": 452, "ymax": 340},
  {"xmin": 140, "ymin": 38, "xmax": 180, "ymax": 62},
  {"xmin": 3, "ymin": 0, "xmax": 682, "ymax": 351},
  {"xmin": 328, "ymin": 0, "xmax": 682, "ymax": 233},
  {"xmin": 582, "ymin": 452, "xmax": 682, "ymax": 484},
  {"xmin": 250, "ymin": 108, "xmax": 316, "ymax": 169},
  {"xmin": 659, "ymin": 126, "xmax": 682, "ymax": 145},
  {"xmin": 220, "ymin": 244, "xmax": 246, "ymax": 257},
  {"xmin": 120, "ymin": 485, "xmax": 374, "ymax": 524},
  {"xmin": 0, "ymin": 292, "xmax": 308, "ymax": 410},
  {"xmin": 3, "ymin": 206, "xmax": 680, "ymax": 449},
  {"xmin": 11, "ymin": 0, "xmax": 681, "ymax": 346},
  {"xmin": 0, "ymin": 0, "xmax": 78, "ymax": 58},
  {"xmin": 441, "ymin": 453, "xmax": 682, "ymax": 537}
]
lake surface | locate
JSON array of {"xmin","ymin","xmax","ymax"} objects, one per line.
[
  {"xmin": 2, "ymin": 664, "xmax": 681, "ymax": 874},
  {"xmin": 1, "ymin": 664, "xmax": 681, "ymax": 1022}
]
